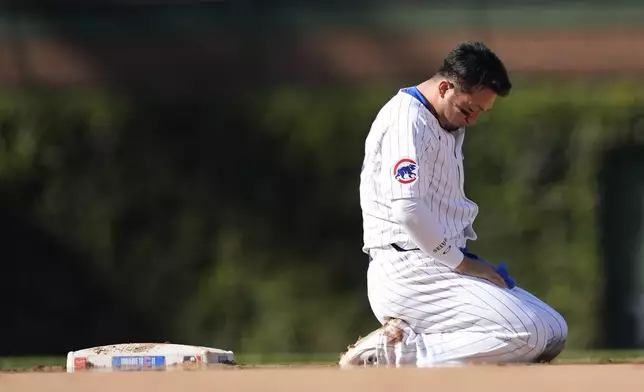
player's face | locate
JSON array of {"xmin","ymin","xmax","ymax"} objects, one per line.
[{"xmin": 440, "ymin": 82, "xmax": 497, "ymax": 129}]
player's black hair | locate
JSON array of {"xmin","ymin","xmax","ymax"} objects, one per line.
[{"xmin": 435, "ymin": 41, "xmax": 512, "ymax": 97}]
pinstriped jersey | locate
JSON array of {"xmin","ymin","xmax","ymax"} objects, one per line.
[{"xmin": 359, "ymin": 87, "xmax": 479, "ymax": 254}]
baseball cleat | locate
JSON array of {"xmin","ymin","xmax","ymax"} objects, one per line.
[
  {"xmin": 338, "ymin": 318, "xmax": 407, "ymax": 367},
  {"xmin": 338, "ymin": 328, "xmax": 381, "ymax": 367}
]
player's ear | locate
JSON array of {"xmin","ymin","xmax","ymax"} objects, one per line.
[{"xmin": 438, "ymin": 81, "xmax": 451, "ymax": 98}]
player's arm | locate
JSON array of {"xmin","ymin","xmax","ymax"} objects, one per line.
[
  {"xmin": 383, "ymin": 109, "xmax": 465, "ymax": 268},
  {"xmin": 391, "ymin": 199, "xmax": 507, "ymax": 288},
  {"xmin": 384, "ymin": 108, "xmax": 507, "ymax": 287},
  {"xmin": 391, "ymin": 198, "xmax": 464, "ymax": 268}
]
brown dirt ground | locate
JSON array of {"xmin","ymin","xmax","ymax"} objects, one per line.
[{"xmin": 2, "ymin": 364, "xmax": 644, "ymax": 392}]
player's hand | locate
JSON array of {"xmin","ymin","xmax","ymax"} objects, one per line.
[{"xmin": 455, "ymin": 256, "xmax": 509, "ymax": 289}]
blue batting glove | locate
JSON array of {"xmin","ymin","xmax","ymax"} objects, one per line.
[
  {"xmin": 461, "ymin": 248, "xmax": 516, "ymax": 289},
  {"xmin": 494, "ymin": 262, "xmax": 516, "ymax": 289}
]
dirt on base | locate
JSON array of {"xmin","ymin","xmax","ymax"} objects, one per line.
[{"xmin": 2, "ymin": 364, "xmax": 644, "ymax": 392}]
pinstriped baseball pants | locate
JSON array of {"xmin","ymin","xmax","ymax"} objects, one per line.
[{"xmin": 367, "ymin": 248, "xmax": 568, "ymax": 366}]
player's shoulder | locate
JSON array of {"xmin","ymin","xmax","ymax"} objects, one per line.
[
  {"xmin": 387, "ymin": 89, "xmax": 440, "ymax": 132},
  {"xmin": 389, "ymin": 89, "xmax": 424, "ymax": 110},
  {"xmin": 381, "ymin": 89, "xmax": 426, "ymax": 118}
]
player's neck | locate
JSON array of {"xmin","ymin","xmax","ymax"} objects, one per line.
[{"xmin": 417, "ymin": 81, "xmax": 459, "ymax": 132}]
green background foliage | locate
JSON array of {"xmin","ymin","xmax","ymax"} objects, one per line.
[{"xmin": 2, "ymin": 79, "xmax": 643, "ymax": 355}]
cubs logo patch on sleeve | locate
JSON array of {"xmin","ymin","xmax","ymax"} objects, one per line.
[{"xmin": 393, "ymin": 158, "xmax": 418, "ymax": 184}]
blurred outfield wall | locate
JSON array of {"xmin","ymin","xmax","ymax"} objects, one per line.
[{"xmin": 2, "ymin": 3, "xmax": 644, "ymax": 87}]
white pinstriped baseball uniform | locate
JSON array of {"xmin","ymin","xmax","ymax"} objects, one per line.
[{"xmin": 359, "ymin": 86, "xmax": 567, "ymax": 366}]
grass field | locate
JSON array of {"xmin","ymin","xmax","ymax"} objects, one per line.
[{"xmin": 3, "ymin": 350, "xmax": 644, "ymax": 371}]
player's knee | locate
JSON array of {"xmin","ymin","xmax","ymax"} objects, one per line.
[
  {"xmin": 513, "ymin": 313, "xmax": 549, "ymax": 359},
  {"xmin": 535, "ymin": 312, "xmax": 568, "ymax": 363},
  {"xmin": 553, "ymin": 310, "xmax": 568, "ymax": 344}
]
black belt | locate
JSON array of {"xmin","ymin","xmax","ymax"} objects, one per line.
[
  {"xmin": 368, "ymin": 244, "xmax": 472, "ymax": 262},
  {"xmin": 390, "ymin": 243, "xmax": 420, "ymax": 252},
  {"xmin": 368, "ymin": 243, "xmax": 420, "ymax": 261}
]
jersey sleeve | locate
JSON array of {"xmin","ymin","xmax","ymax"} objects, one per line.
[
  {"xmin": 392, "ymin": 198, "xmax": 465, "ymax": 268},
  {"xmin": 380, "ymin": 104, "xmax": 436, "ymax": 200}
]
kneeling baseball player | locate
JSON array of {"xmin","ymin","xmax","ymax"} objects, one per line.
[{"xmin": 341, "ymin": 41, "xmax": 567, "ymax": 367}]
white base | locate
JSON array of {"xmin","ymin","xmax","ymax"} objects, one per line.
[{"xmin": 65, "ymin": 343, "xmax": 235, "ymax": 372}]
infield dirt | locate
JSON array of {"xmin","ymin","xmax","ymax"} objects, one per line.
[{"xmin": 2, "ymin": 364, "xmax": 644, "ymax": 392}]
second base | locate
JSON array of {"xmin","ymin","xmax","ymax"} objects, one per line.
[{"xmin": 65, "ymin": 342, "xmax": 235, "ymax": 372}]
